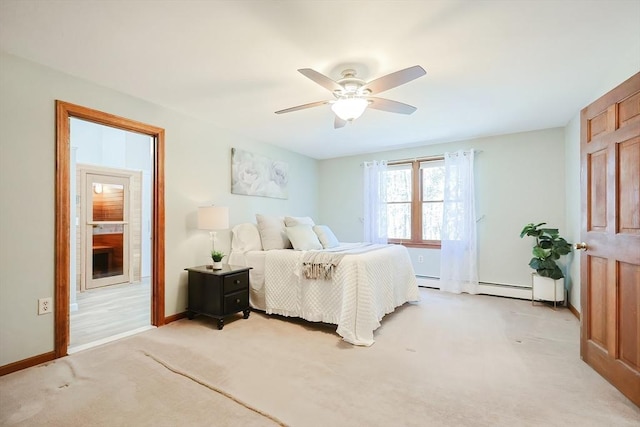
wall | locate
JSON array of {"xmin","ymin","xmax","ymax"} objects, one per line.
[
  {"xmin": 318, "ymin": 128, "xmax": 567, "ymax": 288},
  {"xmin": 564, "ymin": 114, "xmax": 581, "ymax": 312},
  {"xmin": 0, "ymin": 53, "xmax": 318, "ymax": 366}
]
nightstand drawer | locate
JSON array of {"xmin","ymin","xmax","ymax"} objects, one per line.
[
  {"xmin": 224, "ymin": 290, "xmax": 249, "ymax": 314},
  {"xmin": 224, "ymin": 272, "xmax": 248, "ymax": 294}
]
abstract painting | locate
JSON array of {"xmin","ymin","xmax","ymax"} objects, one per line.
[{"xmin": 231, "ymin": 148, "xmax": 289, "ymax": 199}]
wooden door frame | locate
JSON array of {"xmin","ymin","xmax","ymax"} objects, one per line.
[{"xmin": 55, "ymin": 100, "xmax": 165, "ymax": 358}]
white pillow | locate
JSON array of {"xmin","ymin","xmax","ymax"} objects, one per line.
[
  {"xmin": 255, "ymin": 214, "xmax": 291, "ymax": 250},
  {"xmin": 286, "ymin": 225, "xmax": 323, "ymax": 250},
  {"xmin": 284, "ymin": 216, "xmax": 315, "ymax": 227},
  {"xmin": 313, "ymin": 225, "xmax": 340, "ymax": 249},
  {"xmin": 231, "ymin": 223, "xmax": 262, "ymax": 252}
]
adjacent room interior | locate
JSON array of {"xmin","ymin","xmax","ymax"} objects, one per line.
[{"xmin": 0, "ymin": 1, "xmax": 638, "ymax": 425}]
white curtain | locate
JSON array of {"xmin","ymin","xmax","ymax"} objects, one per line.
[
  {"xmin": 363, "ymin": 160, "xmax": 388, "ymax": 244},
  {"xmin": 439, "ymin": 150, "xmax": 478, "ymax": 294}
]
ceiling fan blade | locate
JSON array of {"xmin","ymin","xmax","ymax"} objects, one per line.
[
  {"xmin": 362, "ymin": 65, "xmax": 426, "ymax": 94},
  {"xmin": 298, "ymin": 68, "xmax": 343, "ymax": 92},
  {"xmin": 275, "ymin": 100, "xmax": 328, "ymax": 114},
  {"xmin": 367, "ymin": 97, "xmax": 417, "ymax": 114},
  {"xmin": 334, "ymin": 116, "xmax": 347, "ymax": 129}
]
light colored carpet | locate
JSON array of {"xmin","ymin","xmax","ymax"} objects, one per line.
[{"xmin": 1, "ymin": 288, "xmax": 638, "ymax": 426}]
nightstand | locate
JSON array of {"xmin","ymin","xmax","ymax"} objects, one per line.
[{"xmin": 185, "ymin": 264, "xmax": 251, "ymax": 330}]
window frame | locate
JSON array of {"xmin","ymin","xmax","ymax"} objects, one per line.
[{"xmin": 386, "ymin": 157, "xmax": 444, "ymax": 248}]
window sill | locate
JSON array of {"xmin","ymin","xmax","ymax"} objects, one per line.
[{"xmin": 388, "ymin": 241, "xmax": 441, "ymax": 249}]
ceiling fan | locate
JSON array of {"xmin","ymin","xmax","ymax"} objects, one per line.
[{"xmin": 275, "ymin": 65, "xmax": 427, "ymax": 128}]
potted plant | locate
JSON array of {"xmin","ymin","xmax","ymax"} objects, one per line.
[
  {"xmin": 520, "ymin": 222, "xmax": 572, "ymax": 303},
  {"xmin": 211, "ymin": 250, "xmax": 225, "ymax": 270}
]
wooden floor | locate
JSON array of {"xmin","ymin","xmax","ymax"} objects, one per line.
[{"xmin": 70, "ymin": 278, "xmax": 151, "ymax": 349}]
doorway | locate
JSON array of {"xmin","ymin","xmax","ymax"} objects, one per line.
[
  {"xmin": 82, "ymin": 169, "xmax": 133, "ymax": 290},
  {"xmin": 55, "ymin": 101, "xmax": 165, "ymax": 358}
]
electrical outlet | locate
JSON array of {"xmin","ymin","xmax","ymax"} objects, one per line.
[
  {"xmin": 38, "ymin": 297, "xmax": 53, "ymax": 315},
  {"xmin": 418, "ymin": 255, "xmax": 424, "ymax": 263}
]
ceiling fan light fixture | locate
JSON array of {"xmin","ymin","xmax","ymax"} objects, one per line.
[{"xmin": 331, "ymin": 97, "xmax": 368, "ymax": 121}]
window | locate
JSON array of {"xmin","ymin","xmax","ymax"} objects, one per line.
[{"xmin": 384, "ymin": 158, "xmax": 444, "ymax": 247}]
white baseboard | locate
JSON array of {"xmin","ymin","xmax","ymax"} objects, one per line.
[{"xmin": 416, "ymin": 276, "xmax": 532, "ymax": 300}]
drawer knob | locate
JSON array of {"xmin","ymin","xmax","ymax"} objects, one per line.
[
  {"xmin": 236, "ymin": 298, "xmax": 240, "ymax": 304},
  {"xmin": 235, "ymin": 280, "xmax": 240, "ymax": 284}
]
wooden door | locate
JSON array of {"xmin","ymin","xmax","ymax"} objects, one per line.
[
  {"xmin": 580, "ymin": 71, "xmax": 640, "ymax": 406},
  {"xmin": 85, "ymin": 173, "xmax": 130, "ymax": 289}
]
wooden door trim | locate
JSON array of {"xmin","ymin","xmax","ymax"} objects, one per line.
[{"xmin": 55, "ymin": 100, "xmax": 165, "ymax": 358}]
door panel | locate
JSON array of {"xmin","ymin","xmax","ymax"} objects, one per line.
[
  {"xmin": 618, "ymin": 137, "xmax": 639, "ymax": 233},
  {"xmin": 86, "ymin": 174, "xmax": 130, "ymax": 289},
  {"xmin": 587, "ymin": 256, "xmax": 608, "ymax": 349},
  {"xmin": 618, "ymin": 262, "xmax": 639, "ymax": 370},
  {"xmin": 580, "ymin": 72, "xmax": 640, "ymax": 407},
  {"xmin": 588, "ymin": 149, "xmax": 608, "ymax": 231}
]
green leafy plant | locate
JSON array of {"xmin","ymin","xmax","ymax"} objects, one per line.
[
  {"xmin": 520, "ymin": 222, "xmax": 571, "ymax": 280},
  {"xmin": 211, "ymin": 250, "xmax": 225, "ymax": 262}
]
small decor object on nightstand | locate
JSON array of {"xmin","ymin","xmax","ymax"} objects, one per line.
[{"xmin": 211, "ymin": 250, "xmax": 225, "ymax": 270}]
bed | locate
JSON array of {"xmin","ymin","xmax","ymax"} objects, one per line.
[{"xmin": 227, "ymin": 216, "xmax": 420, "ymax": 346}]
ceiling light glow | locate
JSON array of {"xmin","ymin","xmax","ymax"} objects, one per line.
[{"xmin": 331, "ymin": 98, "xmax": 368, "ymax": 121}]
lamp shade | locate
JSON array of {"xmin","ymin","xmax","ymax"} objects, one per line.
[
  {"xmin": 198, "ymin": 206, "xmax": 229, "ymax": 230},
  {"xmin": 331, "ymin": 97, "xmax": 368, "ymax": 121}
]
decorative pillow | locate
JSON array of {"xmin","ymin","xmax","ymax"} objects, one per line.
[
  {"xmin": 255, "ymin": 214, "xmax": 291, "ymax": 250},
  {"xmin": 284, "ymin": 216, "xmax": 315, "ymax": 227},
  {"xmin": 231, "ymin": 223, "xmax": 262, "ymax": 252},
  {"xmin": 286, "ymin": 225, "xmax": 323, "ymax": 251},
  {"xmin": 313, "ymin": 225, "xmax": 340, "ymax": 249}
]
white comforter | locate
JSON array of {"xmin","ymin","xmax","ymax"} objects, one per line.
[{"xmin": 263, "ymin": 243, "xmax": 419, "ymax": 346}]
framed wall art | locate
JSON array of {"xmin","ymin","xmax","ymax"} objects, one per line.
[{"xmin": 231, "ymin": 148, "xmax": 288, "ymax": 199}]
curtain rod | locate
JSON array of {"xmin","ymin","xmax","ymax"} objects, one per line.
[
  {"xmin": 362, "ymin": 150, "xmax": 482, "ymax": 166},
  {"xmin": 361, "ymin": 156, "xmax": 441, "ymax": 167},
  {"xmin": 386, "ymin": 149, "xmax": 482, "ymax": 165},
  {"xmin": 387, "ymin": 155, "xmax": 443, "ymax": 165}
]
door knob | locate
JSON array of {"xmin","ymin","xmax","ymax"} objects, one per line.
[{"xmin": 575, "ymin": 242, "xmax": 588, "ymax": 251}]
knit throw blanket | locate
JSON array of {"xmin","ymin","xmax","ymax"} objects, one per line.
[{"xmin": 301, "ymin": 243, "xmax": 388, "ymax": 280}]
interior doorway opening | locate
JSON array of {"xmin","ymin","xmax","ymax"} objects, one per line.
[
  {"xmin": 55, "ymin": 101, "xmax": 165, "ymax": 358},
  {"xmin": 68, "ymin": 118, "xmax": 153, "ymax": 351}
]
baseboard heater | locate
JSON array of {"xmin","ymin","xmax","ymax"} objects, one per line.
[{"xmin": 415, "ymin": 275, "xmax": 532, "ymax": 301}]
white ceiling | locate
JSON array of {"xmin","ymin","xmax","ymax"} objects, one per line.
[{"xmin": 1, "ymin": 0, "xmax": 639, "ymax": 159}]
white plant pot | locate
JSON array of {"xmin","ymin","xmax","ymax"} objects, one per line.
[
  {"xmin": 532, "ymin": 273, "xmax": 565, "ymax": 302},
  {"xmin": 211, "ymin": 261, "xmax": 223, "ymax": 270}
]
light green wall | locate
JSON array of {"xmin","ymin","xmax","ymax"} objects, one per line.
[
  {"xmin": 318, "ymin": 128, "xmax": 568, "ymax": 288},
  {"xmin": 564, "ymin": 114, "xmax": 582, "ymax": 312},
  {"xmin": 0, "ymin": 53, "xmax": 318, "ymax": 366}
]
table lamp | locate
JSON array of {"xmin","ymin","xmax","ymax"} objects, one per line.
[{"xmin": 198, "ymin": 206, "xmax": 229, "ymax": 268}]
